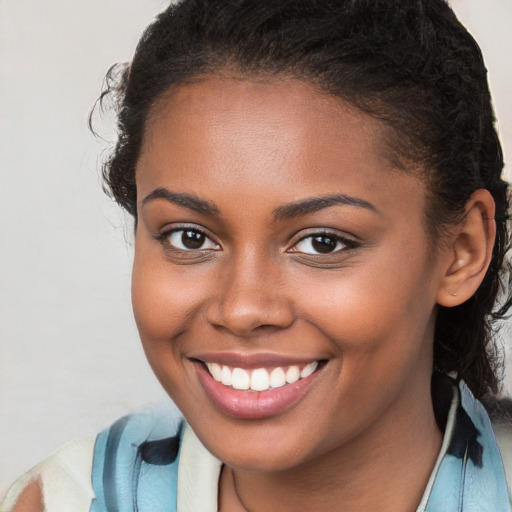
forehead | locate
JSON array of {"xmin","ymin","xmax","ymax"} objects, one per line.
[
  {"xmin": 137, "ymin": 77, "xmax": 424, "ymax": 221},
  {"xmin": 142, "ymin": 77, "xmax": 385, "ymax": 160}
]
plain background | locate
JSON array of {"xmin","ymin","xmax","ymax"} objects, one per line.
[{"xmin": 1, "ymin": 0, "xmax": 511, "ymax": 495}]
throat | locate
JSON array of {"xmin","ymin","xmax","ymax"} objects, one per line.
[
  {"xmin": 219, "ymin": 466, "xmax": 251, "ymax": 512},
  {"xmin": 217, "ymin": 419, "xmax": 442, "ymax": 512}
]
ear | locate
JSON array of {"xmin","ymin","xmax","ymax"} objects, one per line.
[{"xmin": 436, "ymin": 189, "xmax": 496, "ymax": 308}]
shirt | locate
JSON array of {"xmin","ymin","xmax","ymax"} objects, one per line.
[{"xmin": 2, "ymin": 374, "xmax": 510, "ymax": 511}]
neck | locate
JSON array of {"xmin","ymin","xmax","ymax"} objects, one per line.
[{"xmin": 220, "ymin": 382, "xmax": 442, "ymax": 512}]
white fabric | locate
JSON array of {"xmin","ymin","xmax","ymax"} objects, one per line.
[
  {"xmin": 415, "ymin": 388, "xmax": 460, "ymax": 512},
  {"xmin": 0, "ymin": 435, "xmax": 96, "ymax": 512},
  {"xmin": 1, "ymin": 427, "xmax": 222, "ymax": 512},
  {"xmin": 177, "ymin": 426, "xmax": 223, "ymax": 512}
]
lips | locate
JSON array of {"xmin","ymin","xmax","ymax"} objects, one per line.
[{"xmin": 192, "ymin": 354, "xmax": 325, "ymax": 419}]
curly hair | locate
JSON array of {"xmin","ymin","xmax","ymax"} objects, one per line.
[{"xmin": 95, "ymin": 0, "xmax": 511, "ymax": 398}]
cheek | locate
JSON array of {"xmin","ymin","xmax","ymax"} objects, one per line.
[
  {"xmin": 132, "ymin": 262, "xmax": 182, "ymax": 342},
  {"xmin": 298, "ymin": 269, "xmax": 428, "ymax": 339},
  {"xmin": 297, "ymin": 266, "xmax": 436, "ymax": 442},
  {"xmin": 131, "ymin": 247, "xmax": 206, "ymax": 404},
  {"xmin": 292, "ymin": 248, "xmax": 438, "ymax": 373},
  {"xmin": 132, "ymin": 238, "xmax": 208, "ymax": 341}
]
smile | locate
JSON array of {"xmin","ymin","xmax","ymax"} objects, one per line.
[
  {"xmin": 194, "ymin": 356, "xmax": 326, "ymax": 419},
  {"xmin": 205, "ymin": 361, "xmax": 319, "ymax": 392}
]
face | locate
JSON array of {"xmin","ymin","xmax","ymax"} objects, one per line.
[{"xmin": 133, "ymin": 77, "xmax": 448, "ymax": 472}]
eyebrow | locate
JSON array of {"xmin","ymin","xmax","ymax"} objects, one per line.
[
  {"xmin": 142, "ymin": 188, "xmax": 221, "ymax": 216},
  {"xmin": 273, "ymin": 194, "xmax": 378, "ymax": 220},
  {"xmin": 142, "ymin": 188, "xmax": 377, "ymax": 220}
]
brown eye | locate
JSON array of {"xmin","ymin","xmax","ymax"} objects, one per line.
[
  {"xmin": 311, "ymin": 235, "xmax": 338, "ymax": 254},
  {"xmin": 166, "ymin": 229, "xmax": 220, "ymax": 251},
  {"xmin": 291, "ymin": 232, "xmax": 358, "ymax": 255},
  {"xmin": 182, "ymin": 230, "xmax": 205, "ymax": 249}
]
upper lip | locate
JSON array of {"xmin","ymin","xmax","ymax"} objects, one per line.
[{"xmin": 190, "ymin": 352, "xmax": 327, "ymax": 369}]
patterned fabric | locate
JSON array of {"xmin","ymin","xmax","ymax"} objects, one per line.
[
  {"xmin": 89, "ymin": 407, "xmax": 184, "ymax": 512},
  {"xmin": 418, "ymin": 374, "xmax": 510, "ymax": 511},
  {"xmin": 1, "ymin": 375, "xmax": 511, "ymax": 511}
]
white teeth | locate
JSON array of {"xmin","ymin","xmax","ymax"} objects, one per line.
[
  {"xmin": 232, "ymin": 368, "xmax": 250, "ymax": 390},
  {"xmin": 285, "ymin": 366, "xmax": 301, "ymax": 384},
  {"xmin": 221, "ymin": 365, "xmax": 232, "ymax": 386},
  {"xmin": 206, "ymin": 362, "xmax": 320, "ymax": 391},
  {"xmin": 250, "ymin": 368, "xmax": 270, "ymax": 391},
  {"xmin": 207, "ymin": 362, "xmax": 222, "ymax": 382},
  {"xmin": 269, "ymin": 367, "xmax": 286, "ymax": 388},
  {"xmin": 300, "ymin": 361, "xmax": 318, "ymax": 379}
]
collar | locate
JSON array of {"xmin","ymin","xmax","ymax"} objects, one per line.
[
  {"xmin": 418, "ymin": 375, "xmax": 510, "ymax": 511},
  {"xmin": 177, "ymin": 425, "xmax": 222, "ymax": 512}
]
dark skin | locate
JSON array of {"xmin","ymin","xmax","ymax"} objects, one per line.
[
  {"xmin": 15, "ymin": 77, "xmax": 496, "ymax": 511},
  {"xmin": 133, "ymin": 78, "xmax": 495, "ymax": 511},
  {"xmin": 13, "ymin": 480, "xmax": 43, "ymax": 512}
]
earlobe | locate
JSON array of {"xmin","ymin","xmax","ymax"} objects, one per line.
[{"xmin": 437, "ymin": 189, "xmax": 496, "ymax": 308}]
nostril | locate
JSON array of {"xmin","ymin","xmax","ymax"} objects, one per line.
[{"xmin": 205, "ymin": 298, "xmax": 294, "ymax": 336}]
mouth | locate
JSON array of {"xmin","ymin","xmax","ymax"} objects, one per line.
[
  {"xmin": 204, "ymin": 361, "xmax": 319, "ymax": 392},
  {"xmin": 192, "ymin": 355, "xmax": 327, "ymax": 419}
]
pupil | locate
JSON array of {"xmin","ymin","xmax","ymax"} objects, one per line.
[
  {"xmin": 312, "ymin": 236, "xmax": 337, "ymax": 254},
  {"xmin": 182, "ymin": 230, "xmax": 205, "ymax": 249}
]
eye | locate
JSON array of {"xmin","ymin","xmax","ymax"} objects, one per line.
[
  {"xmin": 290, "ymin": 232, "xmax": 356, "ymax": 255},
  {"xmin": 166, "ymin": 228, "xmax": 220, "ymax": 251}
]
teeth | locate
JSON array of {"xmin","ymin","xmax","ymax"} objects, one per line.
[
  {"xmin": 300, "ymin": 361, "xmax": 318, "ymax": 379},
  {"xmin": 232, "ymin": 368, "xmax": 250, "ymax": 390},
  {"xmin": 221, "ymin": 365, "xmax": 232, "ymax": 386},
  {"xmin": 207, "ymin": 362, "xmax": 222, "ymax": 382},
  {"xmin": 206, "ymin": 362, "xmax": 319, "ymax": 391},
  {"xmin": 285, "ymin": 366, "xmax": 300, "ymax": 384},
  {"xmin": 250, "ymin": 368, "xmax": 270, "ymax": 391},
  {"xmin": 269, "ymin": 367, "xmax": 286, "ymax": 388}
]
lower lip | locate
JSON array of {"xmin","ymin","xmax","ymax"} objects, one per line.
[{"xmin": 195, "ymin": 362, "xmax": 323, "ymax": 420}]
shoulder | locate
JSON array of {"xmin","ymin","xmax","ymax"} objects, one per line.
[
  {"xmin": 2, "ymin": 480, "xmax": 43, "ymax": 512},
  {"xmin": 91, "ymin": 405, "xmax": 185, "ymax": 511},
  {"xmin": 1, "ymin": 403, "xmax": 185, "ymax": 512},
  {"xmin": 0, "ymin": 435, "xmax": 96, "ymax": 512}
]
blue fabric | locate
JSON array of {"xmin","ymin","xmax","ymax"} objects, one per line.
[
  {"xmin": 90, "ymin": 407, "xmax": 183, "ymax": 512},
  {"xmin": 88, "ymin": 377, "xmax": 511, "ymax": 512},
  {"xmin": 424, "ymin": 380, "xmax": 510, "ymax": 511}
]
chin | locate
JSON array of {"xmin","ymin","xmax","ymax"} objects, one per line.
[{"xmin": 216, "ymin": 446, "xmax": 306, "ymax": 473}]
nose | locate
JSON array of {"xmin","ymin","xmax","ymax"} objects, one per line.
[{"xmin": 206, "ymin": 253, "xmax": 295, "ymax": 337}]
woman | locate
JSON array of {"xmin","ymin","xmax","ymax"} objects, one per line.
[{"xmin": 3, "ymin": 0, "xmax": 511, "ymax": 510}]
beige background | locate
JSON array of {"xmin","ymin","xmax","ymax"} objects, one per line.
[{"xmin": 1, "ymin": 0, "xmax": 511, "ymax": 494}]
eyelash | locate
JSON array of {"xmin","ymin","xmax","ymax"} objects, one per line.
[
  {"xmin": 155, "ymin": 226, "xmax": 220, "ymax": 252},
  {"xmin": 155, "ymin": 226, "xmax": 359, "ymax": 257},
  {"xmin": 288, "ymin": 231, "xmax": 360, "ymax": 256}
]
